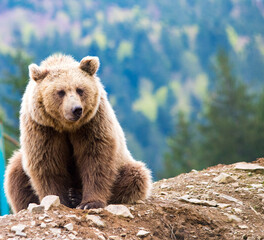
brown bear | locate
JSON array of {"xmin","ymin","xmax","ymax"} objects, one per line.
[{"xmin": 4, "ymin": 54, "xmax": 152, "ymax": 213}]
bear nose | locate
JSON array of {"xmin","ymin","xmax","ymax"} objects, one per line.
[{"xmin": 72, "ymin": 106, "xmax": 83, "ymax": 119}]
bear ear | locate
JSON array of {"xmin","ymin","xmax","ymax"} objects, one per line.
[
  {"xmin": 28, "ymin": 64, "xmax": 49, "ymax": 82},
  {"xmin": 79, "ymin": 56, "xmax": 100, "ymax": 76}
]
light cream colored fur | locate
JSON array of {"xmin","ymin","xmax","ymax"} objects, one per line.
[{"xmin": 4, "ymin": 54, "xmax": 152, "ymax": 212}]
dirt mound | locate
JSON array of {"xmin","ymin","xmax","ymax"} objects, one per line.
[{"xmin": 1, "ymin": 161, "xmax": 264, "ymax": 240}]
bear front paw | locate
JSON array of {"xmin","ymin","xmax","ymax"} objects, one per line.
[{"xmin": 77, "ymin": 201, "xmax": 105, "ymax": 210}]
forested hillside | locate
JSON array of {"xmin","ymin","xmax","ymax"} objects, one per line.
[{"xmin": 0, "ymin": 0, "xmax": 264, "ymax": 178}]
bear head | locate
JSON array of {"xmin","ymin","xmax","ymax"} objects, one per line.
[{"xmin": 27, "ymin": 54, "xmax": 102, "ymax": 132}]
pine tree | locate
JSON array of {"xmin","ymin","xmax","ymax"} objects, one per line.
[
  {"xmin": 162, "ymin": 112, "xmax": 198, "ymax": 178},
  {"xmin": 198, "ymin": 50, "xmax": 256, "ymax": 166},
  {"xmin": 0, "ymin": 50, "xmax": 31, "ymax": 159},
  {"xmin": 0, "ymin": 50, "xmax": 32, "ymax": 138}
]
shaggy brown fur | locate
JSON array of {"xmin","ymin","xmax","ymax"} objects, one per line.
[{"xmin": 4, "ymin": 54, "xmax": 152, "ymax": 213}]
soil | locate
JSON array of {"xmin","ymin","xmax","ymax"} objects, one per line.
[{"xmin": 1, "ymin": 159, "xmax": 264, "ymax": 240}]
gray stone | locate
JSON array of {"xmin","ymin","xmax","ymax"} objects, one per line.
[
  {"xmin": 105, "ymin": 204, "xmax": 134, "ymax": 218},
  {"xmin": 28, "ymin": 203, "xmax": 44, "ymax": 214},
  {"xmin": 11, "ymin": 224, "xmax": 26, "ymax": 233},
  {"xmin": 40, "ymin": 195, "xmax": 60, "ymax": 210},
  {"xmin": 179, "ymin": 195, "xmax": 218, "ymax": 207},
  {"xmin": 64, "ymin": 223, "xmax": 74, "ymax": 231},
  {"xmin": 86, "ymin": 215, "xmax": 105, "ymax": 227},
  {"xmin": 136, "ymin": 230, "xmax": 150, "ymax": 238},
  {"xmin": 50, "ymin": 228, "xmax": 61, "ymax": 235},
  {"xmin": 234, "ymin": 162, "xmax": 264, "ymax": 173},
  {"xmin": 219, "ymin": 194, "xmax": 243, "ymax": 205},
  {"xmin": 109, "ymin": 236, "xmax": 122, "ymax": 240},
  {"xmin": 224, "ymin": 213, "xmax": 242, "ymax": 223},
  {"xmin": 11, "ymin": 224, "xmax": 27, "ymax": 237},
  {"xmin": 213, "ymin": 173, "xmax": 236, "ymax": 184},
  {"xmin": 40, "ymin": 223, "xmax": 46, "ymax": 228}
]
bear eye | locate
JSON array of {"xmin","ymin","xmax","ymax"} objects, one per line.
[
  {"xmin": 76, "ymin": 88, "xmax": 84, "ymax": 96},
  {"xmin": 57, "ymin": 90, "xmax": 65, "ymax": 97}
]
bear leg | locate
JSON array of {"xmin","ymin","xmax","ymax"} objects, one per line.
[
  {"xmin": 4, "ymin": 151, "xmax": 39, "ymax": 213},
  {"xmin": 109, "ymin": 161, "xmax": 152, "ymax": 204}
]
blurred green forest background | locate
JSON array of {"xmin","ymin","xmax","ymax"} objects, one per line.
[{"xmin": 1, "ymin": 0, "xmax": 264, "ymax": 179}]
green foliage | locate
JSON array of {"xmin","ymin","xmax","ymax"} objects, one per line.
[
  {"xmin": 161, "ymin": 111, "xmax": 199, "ymax": 178},
  {"xmin": 0, "ymin": 50, "xmax": 32, "ymax": 137},
  {"xmin": 163, "ymin": 50, "xmax": 264, "ymax": 178},
  {"xmin": 199, "ymin": 50, "xmax": 257, "ymax": 166}
]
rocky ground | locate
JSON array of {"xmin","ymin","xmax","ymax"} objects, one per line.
[{"xmin": 1, "ymin": 159, "xmax": 264, "ymax": 240}]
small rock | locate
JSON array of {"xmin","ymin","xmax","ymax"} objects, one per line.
[
  {"xmin": 136, "ymin": 200, "xmax": 145, "ymax": 204},
  {"xmin": 191, "ymin": 169, "xmax": 198, "ymax": 173},
  {"xmin": 136, "ymin": 230, "xmax": 150, "ymax": 238},
  {"xmin": 50, "ymin": 228, "xmax": 61, "ymax": 235},
  {"xmin": 251, "ymin": 184, "xmax": 263, "ymax": 188},
  {"xmin": 28, "ymin": 203, "xmax": 45, "ymax": 213},
  {"xmin": 64, "ymin": 223, "xmax": 74, "ymax": 231},
  {"xmin": 40, "ymin": 195, "xmax": 60, "ymax": 210},
  {"xmin": 39, "ymin": 214, "xmax": 49, "ymax": 220},
  {"xmin": 87, "ymin": 208, "xmax": 103, "ymax": 214},
  {"xmin": 238, "ymin": 224, "xmax": 248, "ymax": 229},
  {"xmin": 31, "ymin": 221, "xmax": 36, "ymax": 226},
  {"xmin": 219, "ymin": 194, "xmax": 243, "ymax": 205},
  {"xmin": 234, "ymin": 162, "xmax": 264, "ymax": 173},
  {"xmin": 68, "ymin": 233, "xmax": 77, "ymax": 239},
  {"xmin": 225, "ymin": 213, "xmax": 242, "ymax": 223},
  {"xmin": 233, "ymin": 208, "xmax": 242, "ymax": 214},
  {"xmin": 179, "ymin": 195, "xmax": 217, "ymax": 207},
  {"xmin": 15, "ymin": 231, "xmax": 27, "ymax": 237},
  {"xmin": 44, "ymin": 218, "xmax": 53, "ymax": 223},
  {"xmin": 105, "ymin": 204, "xmax": 134, "ymax": 218},
  {"xmin": 213, "ymin": 173, "xmax": 236, "ymax": 184},
  {"xmin": 86, "ymin": 215, "xmax": 105, "ymax": 227},
  {"xmin": 186, "ymin": 185, "xmax": 194, "ymax": 188},
  {"xmin": 11, "ymin": 224, "xmax": 26, "ymax": 233},
  {"xmin": 217, "ymin": 203, "xmax": 231, "ymax": 209},
  {"xmin": 120, "ymin": 233, "xmax": 127, "ymax": 237},
  {"xmin": 160, "ymin": 192, "xmax": 168, "ymax": 195},
  {"xmin": 40, "ymin": 223, "xmax": 46, "ymax": 228},
  {"xmin": 201, "ymin": 181, "xmax": 209, "ymax": 185},
  {"xmin": 160, "ymin": 184, "xmax": 168, "ymax": 189},
  {"xmin": 109, "ymin": 236, "xmax": 122, "ymax": 240},
  {"xmin": 11, "ymin": 224, "xmax": 27, "ymax": 237}
]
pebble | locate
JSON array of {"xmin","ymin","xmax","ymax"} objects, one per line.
[
  {"xmin": 224, "ymin": 213, "xmax": 242, "ymax": 223},
  {"xmin": 50, "ymin": 228, "xmax": 61, "ymax": 235},
  {"xmin": 213, "ymin": 173, "xmax": 236, "ymax": 184},
  {"xmin": 40, "ymin": 195, "xmax": 60, "ymax": 210},
  {"xmin": 28, "ymin": 203, "xmax": 45, "ymax": 214},
  {"xmin": 11, "ymin": 224, "xmax": 27, "ymax": 237},
  {"xmin": 136, "ymin": 230, "xmax": 150, "ymax": 238},
  {"xmin": 86, "ymin": 215, "xmax": 105, "ymax": 227},
  {"xmin": 40, "ymin": 223, "xmax": 46, "ymax": 228},
  {"xmin": 68, "ymin": 233, "xmax": 77, "ymax": 239},
  {"xmin": 105, "ymin": 204, "xmax": 134, "ymax": 218},
  {"xmin": 217, "ymin": 203, "xmax": 231, "ymax": 209},
  {"xmin": 238, "ymin": 225, "xmax": 248, "ymax": 229},
  {"xmin": 233, "ymin": 208, "xmax": 242, "ymax": 214},
  {"xmin": 109, "ymin": 236, "xmax": 122, "ymax": 240},
  {"xmin": 179, "ymin": 195, "xmax": 218, "ymax": 207},
  {"xmin": 87, "ymin": 208, "xmax": 103, "ymax": 214},
  {"xmin": 251, "ymin": 184, "xmax": 263, "ymax": 188},
  {"xmin": 219, "ymin": 194, "xmax": 243, "ymax": 205},
  {"xmin": 64, "ymin": 223, "xmax": 74, "ymax": 231}
]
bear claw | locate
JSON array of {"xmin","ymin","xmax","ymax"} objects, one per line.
[{"xmin": 77, "ymin": 201, "xmax": 105, "ymax": 210}]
